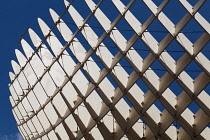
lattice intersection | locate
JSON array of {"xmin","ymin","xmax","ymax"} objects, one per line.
[{"xmin": 9, "ymin": 0, "xmax": 210, "ymax": 139}]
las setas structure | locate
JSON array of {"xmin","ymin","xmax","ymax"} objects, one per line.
[{"xmin": 9, "ymin": 0, "xmax": 210, "ymax": 139}]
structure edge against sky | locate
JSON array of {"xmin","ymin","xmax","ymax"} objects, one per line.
[{"xmin": 9, "ymin": 0, "xmax": 210, "ymax": 139}]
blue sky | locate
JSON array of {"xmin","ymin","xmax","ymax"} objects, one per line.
[
  {"xmin": 0, "ymin": 0, "xmax": 65, "ymax": 139},
  {"xmin": 0, "ymin": 0, "xmax": 209, "ymax": 139}
]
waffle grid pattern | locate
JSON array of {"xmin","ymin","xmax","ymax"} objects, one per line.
[{"xmin": 9, "ymin": 0, "xmax": 210, "ymax": 139}]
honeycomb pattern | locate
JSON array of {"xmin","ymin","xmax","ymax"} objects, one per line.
[{"xmin": 9, "ymin": 0, "xmax": 210, "ymax": 139}]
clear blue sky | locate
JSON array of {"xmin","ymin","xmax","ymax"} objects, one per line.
[
  {"xmin": 0, "ymin": 0, "xmax": 65, "ymax": 139},
  {"xmin": 0, "ymin": 0, "xmax": 209, "ymax": 139}
]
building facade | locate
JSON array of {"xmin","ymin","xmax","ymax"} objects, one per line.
[{"xmin": 9, "ymin": 0, "xmax": 210, "ymax": 139}]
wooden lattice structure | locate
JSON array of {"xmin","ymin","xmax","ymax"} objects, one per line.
[{"xmin": 9, "ymin": 0, "xmax": 210, "ymax": 139}]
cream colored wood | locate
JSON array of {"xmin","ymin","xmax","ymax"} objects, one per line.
[
  {"xmin": 65, "ymin": 5, "xmax": 114, "ymax": 68},
  {"xmin": 55, "ymin": 124, "xmax": 70, "ymax": 140},
  {"xmin": 50, "ymin": 9, "xmax": 86, "ymax": 62},
  {"xmin": 164, "ymin": 126, "xmax": 177, "ymax": 140},
  {"xmin": 27, "ymin": 120, "xmax": 37, "ymax": 137},
  {"xmin": 48, "ymin": 130, "xmax": 59, "ymax": 140},
  {"xmin": 15, "ymin": 50, "xmax": 37, "ymax": 86},
  {"xmin": 38, "ymin": 18, "xmax": 75, "ymax": 75},
  {"xmin": 61, "ymin": 6, "xmax": 136, "ymax": 136},
  {"xmin": 65, "ymin": 4, "xmax": 144, "ymax": 136},
  {"xmin": 37, "ymin": 110, "xmax": 51, "ymax": 131},
  {"xmin": 44, "ymin": 103, "xmax": 59, "ymax": 125},
  {"xmin": 9, "ymin": 80, "xmax": 19, "ymax": 102},
  {"xmin": 108, "ymin": 1, "xmax": 210, "ymax": 138},
  {"xmin": 22, "ymin": 123, "xmax": 31, "ymax": 138},
  {"xmin": 11, "ymin": 60, "xmax": 20, "ymax": 76},
  {"xmin": 28, "ymin": 28, "xmax": 54, "ymax": 67},
  {"xmin": 64, "ymin": 115, "xmax": 77, "ymax": 138},
  {"xmin": 200, "ymin": 127, "xmax": 210, "ymax": 139},
  {"xmin": 54, "ymin": 6, "xmax": 114, "ymax": 103},
  {"xmin": 90, "ymin": 126, "xmax": 103, "ymax": 140},
  {"xmin": 21, "ymin": 40, "xmax": 44, "ymax": 76},
  {"xmin": 19, "ymin": 125, "xmax": 28, "ymax": 139},
  {"xmin": 10, "ymin": 0, "xmax": 210, "ymax": 139},
  {"xmin": 41, "ymin": 135, "xmax": 49, "ymax": 140},
  {"xmin": 61, "ymin": 81, "xmax": 78, "ymax": 107},
  {"xmin": 52, "ymin": 93, "xmax": 69, "ymax": 117},
  {"xmin": 31, "ymin": 115, "xmax": 44, "ymax": 135},
  {"xmin": 12, "ymin": 108, "xmax": 21, "ymax": 124},
  {"xmin": 65, "ymin": 2, "xmax": 144, "ymax": 107}
]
